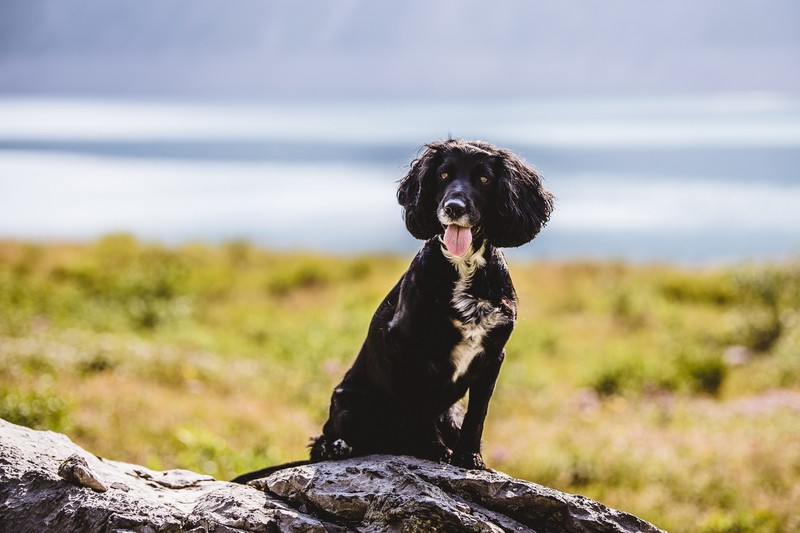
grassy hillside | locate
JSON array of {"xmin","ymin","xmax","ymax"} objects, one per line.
[{"xmin": 1, "ymin": 234, "xmax": 798, "ymax": 532}]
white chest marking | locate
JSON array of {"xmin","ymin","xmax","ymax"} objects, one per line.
[{"xmin": 442, "ymin": 242, "xmax": 506, "ymax": 382}]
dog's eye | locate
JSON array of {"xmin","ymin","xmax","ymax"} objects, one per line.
[
  {"xmin": 479, "ymin": 176, "xmax": 490, "ymax": 184},
  {"xmin": 440, "ymin": 172, "xmax": 449, "ymax": 180}
]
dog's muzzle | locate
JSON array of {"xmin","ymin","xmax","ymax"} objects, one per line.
[
  {"xmin": 443, "ymin": 198, "xmax": 467, "ymax": 221},
  {"xmin": 438, "ymin": 198, "xmax": 478, "ymax": 256},
  {"xmin": 438, "ymin": 197, "xmax": 478, "ymax": 228}
]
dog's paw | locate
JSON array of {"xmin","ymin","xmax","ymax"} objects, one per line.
[
  {"xmin": 324, "ymin": 438, "xmax": 353, "ymax": 459},
  {"xmin": 422, "ymin": 441, "xmax": 453, "ymax": 464},
  {"xmin": 333, "ymin": 439, "xmax": 353, "ymax": 457},
  {"xmin": 310, "ymin": 436, "xmax": 353, "ymax": 461},
  {"xmin": 436, "ymin": 446, "xmax": 454, "ymax": 464},
  {"xmin": 452, "ymin": 451, "xmax": 487, "ymax": 470}
]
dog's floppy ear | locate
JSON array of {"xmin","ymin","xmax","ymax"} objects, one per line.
[
  {"xmin": 484, "ymin": 149, "xmax": 554, "ymax": 248},
  {"xmin": 397, "ymin": 143, "xmax": 443, "ymax": 240}
]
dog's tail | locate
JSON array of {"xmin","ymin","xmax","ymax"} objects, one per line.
[
  {"xmin": 231, "ymin": 459, "xmax": 312, "ymax": 485},
  {"xmin": 233, "ymin": 435, "xmax": 338, "ymax": 484}
]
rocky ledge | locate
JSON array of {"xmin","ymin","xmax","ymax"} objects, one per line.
[{"xmin": 0, "ymin": 419, "xmax": 664, "ymax": 532}]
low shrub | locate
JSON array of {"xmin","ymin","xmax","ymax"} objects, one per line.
[{"xmin": 0, "ymin": 388, "xmax": 71, "ymax": 432}]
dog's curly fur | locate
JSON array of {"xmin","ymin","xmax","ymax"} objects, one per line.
[{"xmin": 233, "ymin": 139, "xmax": 553, "ymax": 483}]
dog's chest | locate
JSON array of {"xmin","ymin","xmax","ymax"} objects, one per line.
[{"xmin": 446, "ymin": 250, "xmax": 506, "ymax": 381}]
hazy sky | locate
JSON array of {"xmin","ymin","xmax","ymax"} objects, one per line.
[{"xmin": 1, "ymin": 0, "xmax": 799, "ymax": 98}]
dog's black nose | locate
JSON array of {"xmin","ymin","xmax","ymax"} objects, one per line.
[{"xmin": 444, "ymin": 199, "xmax": 467, "ymax": 219}]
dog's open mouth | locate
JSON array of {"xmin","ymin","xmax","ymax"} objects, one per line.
[{"xmin": 443, "ymin": 224, "xmax": 472, "ymax": 256}]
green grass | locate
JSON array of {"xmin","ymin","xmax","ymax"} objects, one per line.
[{"xmin": 1, "ymin": 234, "xmax": 799, "ymax": 532}]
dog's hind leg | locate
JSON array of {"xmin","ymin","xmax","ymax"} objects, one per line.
[{"xmin": 312, "ymin": 382, "xmax": 394, "ymax": 461}]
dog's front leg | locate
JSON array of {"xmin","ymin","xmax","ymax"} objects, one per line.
[
  {"xmin": 452, "ymin": 349, "xmax": 505, "ymax": 470},
  {"xmin": 407, "ymin": 416, "xmax": 454, "ymax": 463}
]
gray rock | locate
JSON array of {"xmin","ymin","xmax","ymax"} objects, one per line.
[
  {"xmin": 0, "ymin": 418, "xmax": 664, "ymax": 532},
  {"xmin": 58, "ymin": 453, "xmax": 110, "ymax": 492}
]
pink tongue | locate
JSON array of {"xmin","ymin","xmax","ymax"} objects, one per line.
[{"xmin": 443, "ymin": 225, "xmax": 472, "ymax": 256}]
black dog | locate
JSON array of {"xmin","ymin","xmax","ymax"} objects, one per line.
[{"xmin": 233, "ymin": 140, "xmax": 552, "ymax": 483}]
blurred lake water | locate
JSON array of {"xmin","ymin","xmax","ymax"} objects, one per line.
[{"xmin": 1, "ymin": 94, "xmax": 799, "ymax": 263}]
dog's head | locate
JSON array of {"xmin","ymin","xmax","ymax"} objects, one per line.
[{"xmin": 397, "ymin": 139, "xmax": 554, "ymax": 253}]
